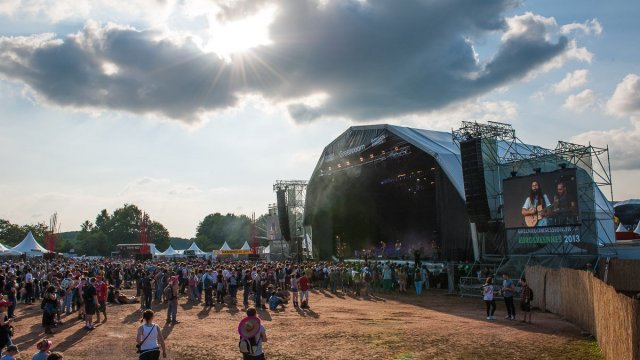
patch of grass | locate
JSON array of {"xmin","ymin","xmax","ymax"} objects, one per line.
[
  {"xmin": 391, "ymin": 352, "xmax": 414, "ymax": 360},
  {"xmin": 560, "ymin": 338, "xmax": 603, "ymax": 360}
]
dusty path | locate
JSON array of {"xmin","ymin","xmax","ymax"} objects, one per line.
[{"xmin": 9, "ymin": 289, "xmax": 601, "ymax": 359}]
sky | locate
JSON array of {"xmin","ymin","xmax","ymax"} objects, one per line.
[{"xmin": 1, "ymin": 0, "xmax": 639, "ymax": 238}]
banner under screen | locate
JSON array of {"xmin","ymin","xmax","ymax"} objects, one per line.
[{"xmin": 503, "ymin": 168, "xmax": 580, "ymax": 229}]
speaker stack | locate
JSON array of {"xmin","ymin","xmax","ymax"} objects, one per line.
[
  {"xmin": 276, "ymin": 189, "xmax": 292, "ymax": 242},
  {"xmin": 460, "ymin": 138, "xmax": 491, "ymax": 232}
]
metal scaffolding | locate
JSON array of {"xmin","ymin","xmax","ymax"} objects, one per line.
[{"xmin": 273, "ymin": 180, "xmax": 311, "ymax": 260}]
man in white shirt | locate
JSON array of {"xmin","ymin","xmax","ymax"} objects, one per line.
[{"xmin": 24, "ymin": 269, "xmax": 34, "ymax": 304}]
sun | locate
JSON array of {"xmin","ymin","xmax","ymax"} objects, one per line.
[{"xmin": 205, "ymin": 5, "xmax": 277, "ymax": 60}]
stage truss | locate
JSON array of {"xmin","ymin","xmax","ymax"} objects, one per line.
[
  {"xmin": 273, "ymin": 180, "xmax": 312, "ymax": 260},
  {"xmin": 452, "ymin": 121, "xmax": 616, "ymax": 262}
]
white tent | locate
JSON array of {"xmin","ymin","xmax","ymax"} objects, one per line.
[
  {"xmin": 634, "ymin": 222, "xmax": 640, "ymax": 235},
  {"xmin": 616, "ymin": 223, "xmax": 629, "ymax": 233},
  {"xmin": 160, "ymin": 245, "xmax": 182, "ymax": 257},
  {"xmin": 220, "ymin": 242, "xmax": 231, "ymax": 251},
  {"xmin": 187, "ymin": 242, "xmax": 206, "ymax": 255},
  {"xmin": 263, "ymin": 245, "xmax": 270, "ymax": 254},
  {"xmin": 240, "ymin": 241, "xmax": 251, "ymax": 250},
  {"xmin": 11, "ymin": 231, "xmax": 48, "ymax": 256},
  {"xmin": 0, "ymin": 243, "xmax": 9, "ymax": 252},
  {"xmin": 149, "ymin": 244, "xmax": 162, "ymax": 256}
]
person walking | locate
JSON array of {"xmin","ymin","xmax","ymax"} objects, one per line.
[
  {"xmin": 95, "ymin": 277, "xmax": 108, "ymax": 322},
  {"xmin": 481, "ymin": 277, "xmax": 496, "ymax": 320},
  {"xmin": 501, "ymin": 273, "xmax": 516, "ymax": 320},
  {"xmin": 136, "ymin": 310, "xmax": 167, "ymax": 360},
  {"xmin": 238, "ymin": 307, "xmax": 267, "ymax": 360},
  {"xmin": 141, "ymin": 273, "xmax": 153, "ymax": 311}
]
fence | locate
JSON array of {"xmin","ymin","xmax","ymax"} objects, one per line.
[
  {"xmin": 597, "ymin": 258, "xmax": 640, "ymax": 293},
  {"xmin": 525, "ymin": 265, "xmax": 640, "ymax": 360}
]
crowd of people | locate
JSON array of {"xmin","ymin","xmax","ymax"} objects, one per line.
[{"xmin": 0, "ymin": 255, "xmax": 501, "ymax": 359}]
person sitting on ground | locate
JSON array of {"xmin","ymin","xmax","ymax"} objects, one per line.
[
  {"xmin": 32, "ymin": 339, "xmax": 52, "ymax": 360},
  {"xmin": 0, "ymin": 344, "xmax": 19, "ymax": 360},
  {"xmin": 268, "ymin": 289, "xmax": 285, "ymax": 311},
  {"xmin": 46, "ymin": 352, "xmax": 64, "ymax": 360}
]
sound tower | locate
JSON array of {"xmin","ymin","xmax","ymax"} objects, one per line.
[
  {"xmin": 276, "ymin": 189, "xmax": 292, "ymax": 242},
  {"xmin": 460, "ymin": 138, "xmax": 491, "ymax": 232}
]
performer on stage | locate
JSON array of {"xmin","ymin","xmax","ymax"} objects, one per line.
[
  {"xmin": 521, "ymin": 180, "xmax": 551, "ymax": 227},
  {"xmin": 394, "ymin": 240, "xmax": 402, "ymax": 258},
  {"xmin": 550, "ymin": 181, "xmax": 578, "ymax": 225},
  {"xmin": 379, "ymin": 241, "xmax": 387, "ymax": 258}
]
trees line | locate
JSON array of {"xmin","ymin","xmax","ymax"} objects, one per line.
[{"xmin": 0, "ymin": 204, "xmax": 271, "ymax": 256}]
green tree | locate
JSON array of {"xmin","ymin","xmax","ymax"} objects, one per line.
[
  {"xmin": 148, "ymin": 221, "xmax": 170, "ymax": 250},
  {"xmin": 195, "ymin": 213, "xmax": 257, "ymax": 250},
  {"xmin": 0, "ymin": 219, "xmax": 24, "ymax": 246}
]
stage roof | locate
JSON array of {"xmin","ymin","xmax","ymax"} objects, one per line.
[{"xmin": 310, "ymin": 124, "xmax": 465, "ymax": 198}]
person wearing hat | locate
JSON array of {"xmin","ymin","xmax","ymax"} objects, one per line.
[
  {"xmin": 0, "ymin": 344, "xmax": 19, "ymax": 360},
  {"xmin": 32, "ymin": 339, "xmax": 52, "ymax": 360},
  {"xmin": 238, "ymin": 307, "xmax": 267, "ymax": 360}
]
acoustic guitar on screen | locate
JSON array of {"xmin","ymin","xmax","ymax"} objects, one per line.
[{"xmin": 524, "ymin": 204, "xmax": 551, "ymax": 227}]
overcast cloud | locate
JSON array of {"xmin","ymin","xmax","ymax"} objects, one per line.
[{"xmin": 0, "ymin": 0, "xmax": 596, "ymax": 124}]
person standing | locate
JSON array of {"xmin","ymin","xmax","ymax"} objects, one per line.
[
  {"xmin": 0, "ymin": 301, "xmax": 14, "ymax": 353},
  {"xmin": 290, "ymin": 274, "xmax": 299, "ymax": 308},
  {"xmin": 165, "ymin": 276, "xmax": 179, "ymax": 324},
  {"xmin": 298, "ymin": 273, "xmax": 309, "ymax": 308},
  {"xmin": 83, "ymin": 278, "xmax": 98, "ymax": 330},
  {"xmin": 481, "ymin": 277, "xmax": 496, "ymax": 320},
  {"xmin": 42, "ymin": 286, "xmax": 57, "ymax": 334},
  {"xmin": 141, "ymin": 273, "xmax": 153, "ymax": 311},
  {"xmin": 414, "ymin": 266, "xmax": 423, "ymax": 295},
  {"xmin": 95, "ymin": 277, "xmax": 108, "ymax": 322},
  {"xmin": 24, "ymin": 268, "xmax": 34, "ymax": 304},
  {"xmin": 136, "ymin": 310, "xmax": 167, "ymax": 360},
  {"xmin": 501, "ymin": 273, "xmax": 516, "ymax": 320},
  {"xmin": 519, "ymin": 277, "xmax": 533, "ymax": 324},
  {"xmin": 238, "ymin": 307, "xmax": 267, "ymax": 360}
]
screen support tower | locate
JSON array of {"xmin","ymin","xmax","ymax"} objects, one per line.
[
  {"xmin": 452, "ymin": 121, "xmax": 615, "ymax": 265},
  {"xmin": 273, "ymin": 180, "xmax": 310, "ymax": 261}
]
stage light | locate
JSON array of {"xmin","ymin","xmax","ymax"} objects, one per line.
[
  {"xmin": 430, "ymin": 167, "xmax": 436, "ymax": 171},
  {"xmin": 381, "ymin": 150, "xmax": 385, "ymax": 155},
  {"xmin": 338, "ymin": 163, "xmax": 342, "ymax": 168},
  {"xmin": 360, "ymin": 157, "xmax": 364, "ymax": 162},
  {"xmin": 328, "ymin": 166, "xmax": 332, "ymax": 171},
  {"xmin": 370, "ymin": 154, "xmax": 374, "ymax": 159},
  {"xmin": 430, "ymin": 181, "xmax": 435, "ymax": 185},
  {"xmin": 346, "ymin": 161, "xmax": 350, "ymax": 166},
  {"xmin": 395, "ymin": 146, "xmax": 399, "ymax": 151}
]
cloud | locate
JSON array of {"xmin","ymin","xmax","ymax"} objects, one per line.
[
  {"xmin": 0, "ymin": 1, "xmax": 596, "ymax": 123},
  {"xmin": 606, "ymin": 74, "xmax": 640, "ymax": 117},
  {"xmin": 552, "ymin": 69, "xmax": 588, "ymax": 93},
  {"xmin": 572, "ymin": 75, "xmax": 640, "ymax": 170},
  {"xmin": 560, "ymin": 19, "xmax": 603, "ymax": 36},
  {"xmin": 563, "ymin": 89, "xmax": 595, "ymax": 112}
]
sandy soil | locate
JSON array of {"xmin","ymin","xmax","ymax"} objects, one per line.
[{"xmin": 9, "ymin": 289, "xmax": 602, "ymax": 360}]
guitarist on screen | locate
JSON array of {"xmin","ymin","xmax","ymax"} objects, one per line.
[{"xmin": 521, "ymin": 180, "xmax": 551, "ymax": 227}]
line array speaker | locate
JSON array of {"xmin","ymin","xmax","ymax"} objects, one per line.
[
  {"xmin": 460, "ymin": 138, "xmax": 491, "ymax": 232},
  {"xmin": 276, "ymin": 189, "xmax": 292, "ymax": 242}
]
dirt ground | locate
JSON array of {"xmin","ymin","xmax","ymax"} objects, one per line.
[{"xmin": 9, "ymin": 289, "xmax": 602, "ymax": 360}]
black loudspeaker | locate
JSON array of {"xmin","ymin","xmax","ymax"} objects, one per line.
[
  {"xmin": 276, "ymin": 189, "xmax": 292, "ymax": 242},
  {"xmin": 460, "ymin": 138, "xmax": 491, "ymax": 232}
]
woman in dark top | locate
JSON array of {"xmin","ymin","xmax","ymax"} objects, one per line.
[
  {"xmin": 0, "ymin": 300, "xmax": 13, "ymax": 351},
  {"xmin": 42, "ymin": 286, "xmax": 58, "ymax": 334}
]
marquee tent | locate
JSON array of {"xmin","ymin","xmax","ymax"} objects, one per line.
[
  {"xmin": 11, "ymin": 231, "xmax": 48, "ymax": 256},
  {"xmin": 219, "ymin": 242, "xmax": 231, "ymax": 251},
  {"xmin": 159, "ymin": 245, "xmax": 183, "ymax": 257},
  {"xmin": 187, "ymin": 242, "xmax": 206, "ymax": 255},
  {"xmin": 240, "ymin": 242, "xmax": 251, "ymax": 250}
]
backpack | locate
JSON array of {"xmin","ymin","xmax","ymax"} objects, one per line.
[
  {"xmin": 239, "ymin": 336, "xmax": 259, "ymax": 355},
  {"xmin": 163, "ymin": 285, "xmax": 173, "ymax": 301},
  {"xmin": 203, "ymin": 275, "xmax": 212, "ymax": 289}
]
